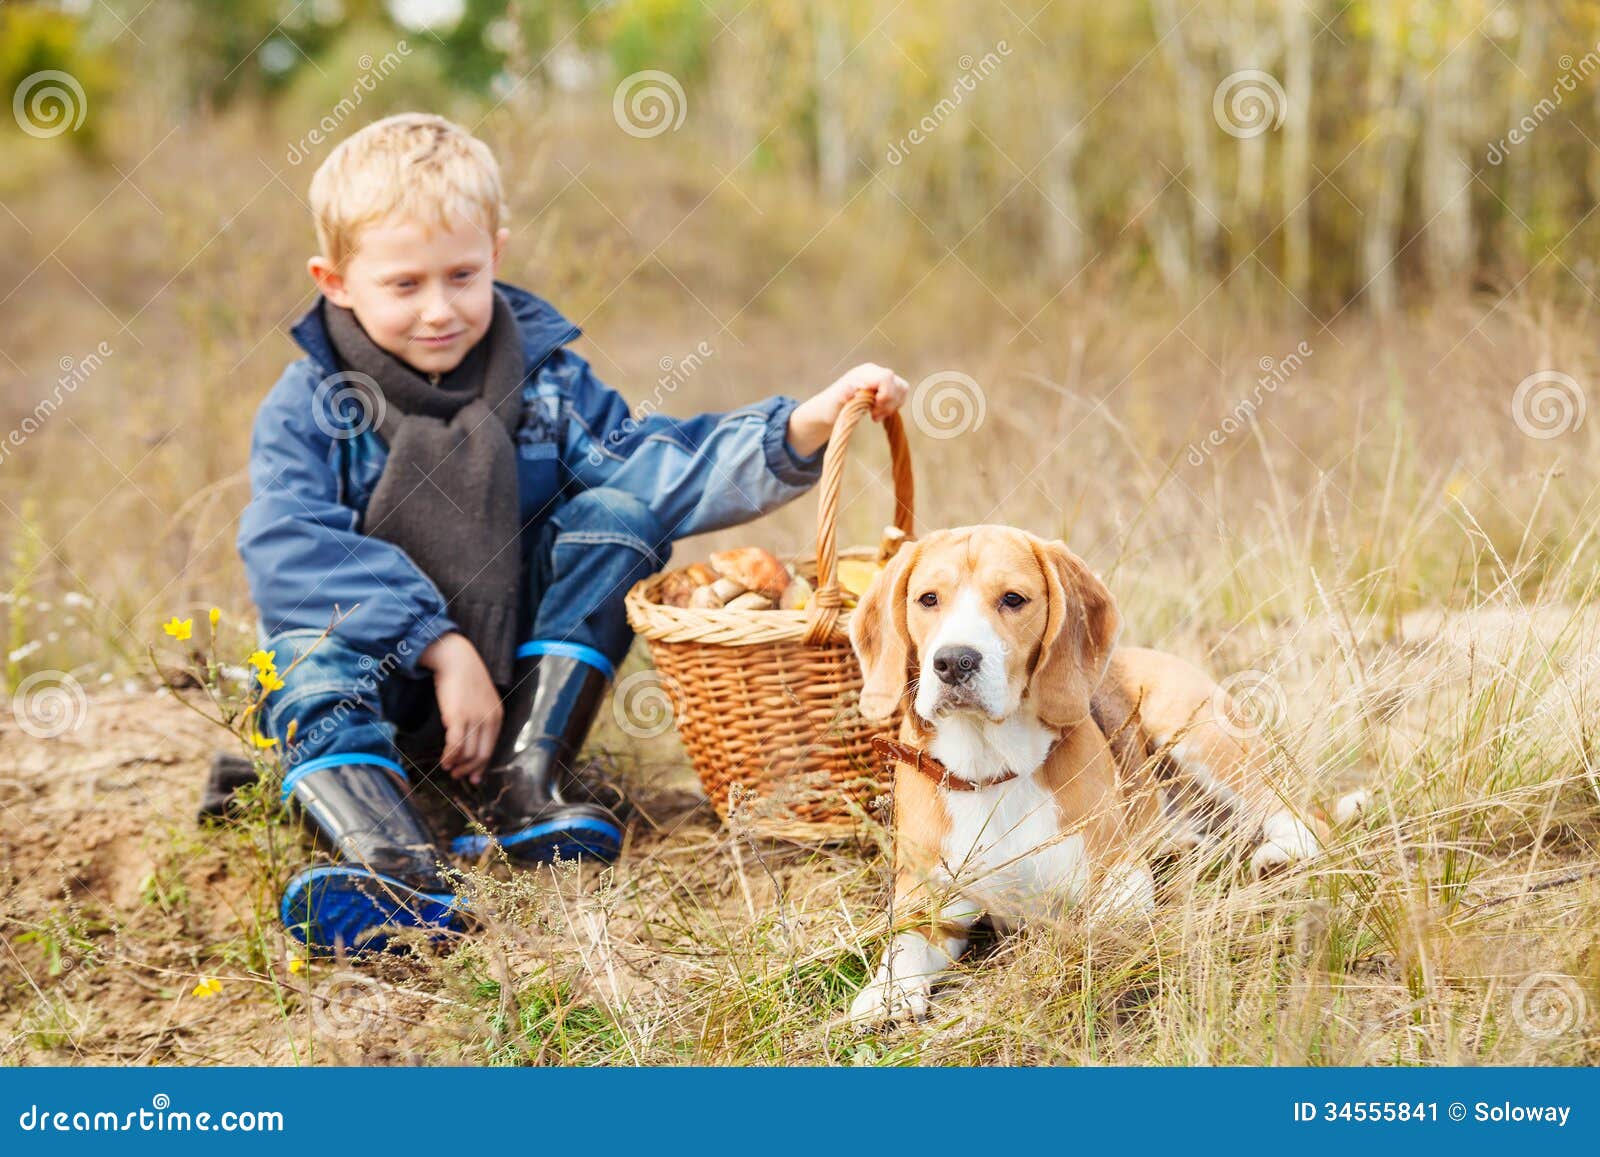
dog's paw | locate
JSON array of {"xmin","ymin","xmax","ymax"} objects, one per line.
[
  {"xmin": 1087, "ymin": 863, "xmax": 1158, "ymax": 921},
  {"xmin": 849, "ymin": 966, "xmax": 933, "ymax": 1027},
  {"xmin": 1250, "ymin": 810, "xmax": 1322, "ymax": 877},
  {"xmin": 1331, "ymin": 789, "xmax": 1369, "ymax": 826}
]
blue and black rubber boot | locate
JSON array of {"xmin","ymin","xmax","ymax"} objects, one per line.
[
  {"xmin": 451, "ymin": 642, "xmax": 625, "ymax": 865},
  {"xmin": 279, "ymin": 757, "xmax": 467, "ymax": 954}
]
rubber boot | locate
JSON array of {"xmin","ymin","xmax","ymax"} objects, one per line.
[
  {"xmin": 451, "ymin": 648, "xmax": 624, "ymax": 864},
  {"xmin": 279, "ymin": 758, "xmax": 467, "ymax": 954}
]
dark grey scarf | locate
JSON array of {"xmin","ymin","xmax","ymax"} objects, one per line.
[{"xmin": 324, "ymin": 291, "xmax": 525, "ymax": 686}]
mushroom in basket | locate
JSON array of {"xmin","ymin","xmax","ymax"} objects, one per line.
[{"xmin": 653, "ymin": 528, "xmax": 908, "ymax": 612}]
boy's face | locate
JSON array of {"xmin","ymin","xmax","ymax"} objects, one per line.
[{"xmin": 309, "ymin": 215, "xmax": 509, "ymax": 376}]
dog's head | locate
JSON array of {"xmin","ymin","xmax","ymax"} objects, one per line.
[{"xmin": 849, "ymin": 526, "xmax": 1120, "ymax": 729}]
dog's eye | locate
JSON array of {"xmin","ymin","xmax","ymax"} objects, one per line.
[
  {"xmin": 1001, "ymin": 591, "xmax": 1028, "ymax": 609},
  {"xmin": 917, "ymin": 592, "xmax": 939, "ymax": 608}
]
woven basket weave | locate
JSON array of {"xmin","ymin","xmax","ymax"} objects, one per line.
[{"xmin": 624, "ymin": 392, "xmax": 915, "ymax": 841}]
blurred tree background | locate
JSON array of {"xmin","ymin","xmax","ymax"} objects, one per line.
[{"xmin": 5, "ymin": 0, "xmax": 1600, "ymax": 312}]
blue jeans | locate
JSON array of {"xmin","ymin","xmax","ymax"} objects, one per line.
[{"xmin": 258, "ymin": 487, "xmax": 672, "ymax": 777}]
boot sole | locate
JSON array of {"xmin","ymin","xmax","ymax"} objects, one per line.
[
  {"xmin": 281, "ymin": 866, "xmax": 467, "ymax": 955},
  {"xmin": 450, "ymin": 815, "xmax": 623, "ymax": 865}
]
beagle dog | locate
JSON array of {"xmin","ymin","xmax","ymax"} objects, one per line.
[{"xmin": 846, "ymin": 525, "xmax": 1329, "ymax": 1026}]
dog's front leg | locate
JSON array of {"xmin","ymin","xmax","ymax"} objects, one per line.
[{"xmin": 850, "ymin": 875, "xmax": 979, "ymax": 1027}]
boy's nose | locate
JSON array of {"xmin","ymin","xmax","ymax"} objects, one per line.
[{"xmin": 420, "ymin": 290, "xmax": 456, "ymax": 324}]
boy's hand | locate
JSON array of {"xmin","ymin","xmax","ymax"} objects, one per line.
[
  {"xmin": 786, "ymin": 363, "xmax": 909, "ymax": 459},
  {"xmin": 419, "ymin": 632, "xmax": 503, "ymax": 784}
]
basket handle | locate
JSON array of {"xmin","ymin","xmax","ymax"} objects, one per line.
[{"xmin": 804, "ymin": 390, "xmax": 915, "ymax": 645}]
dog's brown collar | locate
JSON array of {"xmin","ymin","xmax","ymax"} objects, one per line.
[{"xmin": 871, "ymin": 734, "xmax": 1057, "ymax": 792}]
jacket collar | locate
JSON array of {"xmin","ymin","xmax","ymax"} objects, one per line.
[{"xmin": 289, "ymin": 280, "xmax": 581, "ymax": 375}]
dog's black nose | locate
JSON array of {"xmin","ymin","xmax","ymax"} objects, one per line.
[{"xmin": 932, "ymin": 645, "xmax": 982, "ymax": 686}]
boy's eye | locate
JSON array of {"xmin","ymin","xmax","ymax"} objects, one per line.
[
  {"xmin": 452, "ymin": 268, "xmax": 475, "ymax": 281},
  {"xmin": 917, "ymin": 592, "xmax": 938, "ymax": 608},
  {"xmin": 1001, "ymin": 591, "xmax": 1027, "ymax": 608}
]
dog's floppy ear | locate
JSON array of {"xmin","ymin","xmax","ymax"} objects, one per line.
[
  {"xmin": 849, "ymin": 540, "xmax": 920, "ymax": 722},
  {"xmin": 1025, "ymin": 535, "xmax": 1120, "ymax": 729}
]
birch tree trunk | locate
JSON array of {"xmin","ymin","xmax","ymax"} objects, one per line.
[
  {"xmin": 1154, "ymin": 0, "xmax": 1219, "ymax": 279},
  {"xmin": 1361, "ymin": 7, "xmax": 1419, "ymax": 316},
  {"xmin": 1279, "ymin": 0, "xmax": 1312, "ymax": 300},
  {"xmin": 1418, "ymin": 14, "xmax": 1476, "ymax": 292},
  {"xmin": 813, "ymin": 3, "xmax": 849, "ymax": 202}
]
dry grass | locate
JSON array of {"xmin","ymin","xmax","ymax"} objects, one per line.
[{"xmin": 2, "ymin": 104, "xmax": 1599, "ymax": 1065}]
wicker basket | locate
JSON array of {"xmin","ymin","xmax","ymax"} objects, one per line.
[{"xmin": 624, "ymin": 392, "xmax": 915, "ymax": 841}]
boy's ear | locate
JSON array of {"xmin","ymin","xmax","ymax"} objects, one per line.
[
  {"xmin": 307, "ymin": 256, "xmax": 351, "ymax": 307},
  {"xmin": 849, "ymin": 541, "xmax": 920, "ymax": 722},
  {"xmin": 492, "ymin": 227, "xmax": 509, "ymax": 274}
]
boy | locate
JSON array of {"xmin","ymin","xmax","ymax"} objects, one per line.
[{"xmin": 235, "ymin": 113, "xmax": 908, "ymax": 953}]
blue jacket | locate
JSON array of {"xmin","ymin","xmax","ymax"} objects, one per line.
[{"xmin": 237, "ymin": 282, "xmax": 826, "ymax": 675}]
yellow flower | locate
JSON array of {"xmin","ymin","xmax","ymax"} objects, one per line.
[
  {"xmin": 247, "ymin": 649, "xmax": 277, "ymax": 673},
  {"xmin": 257, "ymin": 668, "xmax": 285, "ymax": 693},
  {"xmin": 249, "ymin": 731, "xmax": 278, "ymax": 749},
  {"xmin": 191, "ymin": 977, "xmax": 223, "ymax": 998},
  {"xmin": 208, "ymin": 607, "xmax": 221, "ymax": 630},
  {"xmin": 163, "ymin": 617, "xmax": 193, "ymax": 641},
  {"xmin": 285, "ymin": 719, "xmax": 299, "ymax": 744},
  {"xmin": 288, "ymin": 957, "xmax": 306, "ymax": 975}
]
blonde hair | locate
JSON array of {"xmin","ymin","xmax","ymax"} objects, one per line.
[{"xmin": 308, "ymin": 113, "xmax": 509, "ymax": 269}]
